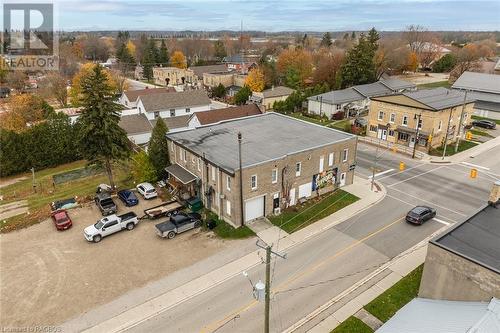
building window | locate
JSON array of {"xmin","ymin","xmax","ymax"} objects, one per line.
[
  {"xmin": 390, "ymin": 113, "xmax": 395, "ymax": 123},
  {"xmin": 170, "ymin": 109, "xmax": 176, "ymax": 117},
  {"xmin": 328, "ymin": 153, "xmax": 334, "ymax": 167},
  {"xmin": 418, "ymin": 118, "xmax": 423, "ymax": 129},
  {"xmin": 398, "ymin": 132, "xmax": 409, "ymax": 141},
  {"xmin": 197, "ymin": 157, "xmax": 201, "ymax": 171},
  {"xmin": 211, "ymin": 165, "xmax": 216, "ymax": 182},
  {"xmin": 295, "ymin": 162, "xmax": 301, "ymax": 177},
  {"xmin": 378, "ymin": 111, "xmax": 384, "ymax": 121},
  {"xmin": 154, "ymin": 111, "xmax": 159, "ymax": 119},
  {"xmin": 226, "ymin": 175, "xmax": 231, "ymax": 191},
  {"xmin": 402, "ymin": 115, "xmax": 408, "ymax": 126},
  {"xmin": 388, "ymin": 129, "xmax": 395, "ymax": 136},
  {"xmin": 369, "ymin": 125, "xmax": 377, "ymax": 132},
  {"xmin": 170, "ymin": 142, "xmax": 174, "ymax": 152},
  {"xmin": 438, "ymin": 120, "xmax": 442, "ymax": 131},
  {"xmin": 271, "ymin": 169, "xmax": 278, "ymax": 184},
  {"xmin": 251, "ymin": 175, "xmax": 257, "ymax": 190},
  {"xmin": 183, "ymin": 149, "xmax": 187, "ymax": 162},
  {"xmin": 186, "ymin": 108, "xmax": 190, "ymax": 113},
  {"xmin": 319, "ymin": 156, "xmax": 325, "ymax": 173},
  {"xmin": 342, "ymin": 149, "xmax": 348, "ymax": 162},
  {"xmin": 226, "ymin": 200, "xmax": 231, "ymax": 216},
  {"xmin": 336, "ymin": 104, "xmax": 342, "ymax": 111}
]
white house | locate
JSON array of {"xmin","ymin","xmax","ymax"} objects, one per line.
[
  {"xmin": 118, "ymin": 87, "xmax": 176, "ymax": 108},
  {"xmin": 118, "ymin": 113, "xmax": 153, "ymax": 145},
  {"xmin": 136, "ymin": 90, "xmax": 211, "ymax": 121}
]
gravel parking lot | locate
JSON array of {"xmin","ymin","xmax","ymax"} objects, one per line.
[{"xmin": 0, "ymin": 196, "xmax": 243, "ymax": 328}]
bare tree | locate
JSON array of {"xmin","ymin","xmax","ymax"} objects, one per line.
[
  {"xmin": 109, "ymin": 69, "xmax": 129, "ymax": 95},
  {"xmin": 6, "ymin": 71, "xmax": 27, "ymax": 91},
  {"xmin": 38, "ymin": 72, "xmax": 68, "ymax": 107},
  {"xmin": 404, "ymin": 24, "xmax": 429, "ymax": 53},
  {"xmin": 417, "ymin": 37, "xmax": 443, "ymax": 69},
  {"xmin": 449, "ymin": 44, "xmax": 482, "ymax": 82}
]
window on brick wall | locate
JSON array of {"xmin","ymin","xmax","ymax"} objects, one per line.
[
  {"xmin": 211, "ymin": 165, "xmax": 216, "ymax": 181},
  {"xmin": 226, "ymin": 200, "xmax": 231, "ymax": 216},
  {"xmin": 342, "ymin": 149, "xmax": 348, "ymax": 162},
  {"xmin": 328, "ymin": 153, "xmax": 334, "ymax": 166},
  {"xmin": 251, "ymin": 175, "xmax": 258, "ymax": 190},
  {"xmin": 226, "ymin": 175, "xmax": 231, "ymax": 191},
  {"xmin": 295, "ymin": 162, "xmax": 301, "ymax": 176},
  {"xmin": 272, "ymin": 169, "xmax": 278, "ymax": 184}
]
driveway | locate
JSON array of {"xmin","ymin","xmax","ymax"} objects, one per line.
[{"xmin": 0, "ymin": 196, "xmax": 240, "ymax": 328}]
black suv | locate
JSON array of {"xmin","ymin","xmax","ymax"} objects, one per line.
[
  {"xmin": 472, "ymin": 119, "xmax": 496, "ymax": 129},
  {"xmin": 405, "ymin": 206, "xmax": 436, "ymax": 225}
]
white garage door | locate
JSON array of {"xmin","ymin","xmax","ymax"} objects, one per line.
[
  {"xmin": 245, "ymin": 196, "xmax": 265, "ymax": 222},
  {"xmin": 298, "ymin": 182, "xmax": 312, "ymax": 199}
]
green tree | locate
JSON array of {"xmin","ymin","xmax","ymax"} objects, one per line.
[
  {"xmin": 234, "ymin": 86, "xmax": 252, "ymax": 105},
  {"xmin": 284, "ymin": 67, "xmax": 301, "ymax": 89},
  {"xmin": 116, "ymin": 42, "xmax": 136, "ymax": 73},
  {"xmin": 212, "ymin": 83, "xmax": 226, "ymax": 98},
  {"xmin": 214, "ymin": 40, "xmax": 227, "ymax": 62},
  {"xmin": 142, "ymin": 39, "xmax": 160, "ymax": 81},
  {"xmin": 367, "ymin": 28, "xmax": 380, "ymax": 51},
  {"xmin": 340, "ymin": 33, "xmax": 378, "ymax": 88},
  {"xmin": 148, "ymin": 117, "xmax": 170, "ymax": 178},
  {"xmin": 158, "ymin": 40, "xmax": 169, "ymax": 65},
  {"xmin": 320, "ymin": 32, "xmax": 333, "ymax": 48},
  {"xmin": 351, "ymin": 31, "xmax": 356, "ymax": 40},
  {"xmin": 432, "ymin": 54, "xmax": 457, "ymax": 73},
  {"xmin": 131, "ymin": 151, "xmax": 157, "ymax": 183},
  {"xmin": 76, "ymin": 65, "xmax": 130, "ymax": 188}
]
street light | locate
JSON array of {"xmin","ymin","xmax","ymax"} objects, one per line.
[{"xmin": 412, "ymin": 113, "xmax": 422, "ymax": 159}]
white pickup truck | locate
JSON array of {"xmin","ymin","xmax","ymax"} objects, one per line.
[{"xmin": 84, "ymin": 212, "xmax": 138, "ymax": 243}]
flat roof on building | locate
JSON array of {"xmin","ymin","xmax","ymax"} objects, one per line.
[
  {"xmin": 431, "ymin": 204, "xmax": 500, "ymax": 273},
  {"xmin": 452, "ymin": 71, "xmax": 500, "ymax": 95},
  {"xmin": 167, "ymin": 112, "xmax": 355, "ymax": 173}
]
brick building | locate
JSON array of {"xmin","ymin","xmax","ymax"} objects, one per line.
[{"xmin": 165, "ymin": 112, "xmax": 357, "ymax": 227}]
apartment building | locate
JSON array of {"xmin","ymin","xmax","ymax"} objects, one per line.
[{"xmin": 153, "ymin": 67, "xmax": 197, "ymax": 86}]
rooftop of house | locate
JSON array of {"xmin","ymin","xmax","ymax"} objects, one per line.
[
  {"xmin": 123, "ymin": 87, "xmax": 176, "ymax": 103},
  {"xmin": 150, "ymin": 115, "xmax": 191, "ymax": 131},
  {"xmin": 223, "ymin": 54, "xmax": 259, "ymax": 64},
  {"xmin": 431, "ymin": 204, "xmax": 500, "ymax": 273},
  {"xmin": 191, "ymin": 64, "xmax": 228, "ymax": 78},
  {"xmin": 191, "ymin": 104, "xmax": 262, "ymax": 126},
  {"xmin": 259, "ymin": 86, "xmax": 295, "ymax": 99},
  {"xmin": 452, "ymin": 71, "xmax": 500, "ymax": 95},
  {"xmin": 167, "ymin": 112, "xmax": 355, "ymax": 174},
  {"xmin": 372, "ymin": 87, "xmax": 475, "ymax": 111},
  {"xmin": 377, "ymin": 297, "xmax": 500, "ymax": 333},
  {"xmin": 138, "ymin": 90, "xmax": 211, "ymax": 112},
  {"xmin": 119, "ymin": 113, "xmax": 153, "ymax": 135}
]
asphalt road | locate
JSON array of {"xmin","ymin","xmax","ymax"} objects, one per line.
[{"xmin": 125, "ymin": 142, "xmax": 499, "ymax": 333}]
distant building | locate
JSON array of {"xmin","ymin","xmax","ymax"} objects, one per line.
[
  {"xmin": 152, "ymin": 67, "xmax": 197, "ymax": 87},
  {"xmin": 118, "ymin": 87, "xmax": 176, "ymax": 108},
  {"xmin": 250, "ymin": 86, "xmax": 295, "ymax": 111},
  {"xmin": 452, "ymin": 71, "xmax": 500, "ymax": 120},
  {"xmin": 188, "ymin": 104, "xmax": 261, "ymax": 128},
  {"xmin": 223, "ymin": 54, "xmax": 258, "ymax": 73},
  {"xmin": 191, "ymin": 64, "xmax": 228, "ymax": 82}
]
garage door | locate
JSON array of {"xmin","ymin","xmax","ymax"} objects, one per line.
[
  {"xmin": 298, "ymin": 182, "xmax": 312, "ymax": 199},
  {"xmin": 245, "ymin": 196, "xmax": 265, "ymax": 222}
]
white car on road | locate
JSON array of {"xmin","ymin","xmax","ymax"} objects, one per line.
[{"xmin": 136, "ymin": 182, "xmax": 158, "ymax": 200}]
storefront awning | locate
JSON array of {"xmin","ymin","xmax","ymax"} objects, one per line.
[
  {"xmin": 396, "ymin": 126, "xmax": 430, "ymax": 137},
  {"xmin": 165, "ymin": 164, "xmax": 198, "ymax": 185}
]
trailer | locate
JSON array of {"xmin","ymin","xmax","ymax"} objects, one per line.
[{"xmin": 142, "ymin": 200, "xmax": 184, "ymax": 219}]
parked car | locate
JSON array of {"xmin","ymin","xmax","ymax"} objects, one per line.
[
  {"xmin": 143, "ymin": 200, "xmax": 183, "ymax": 219},
  {"xmin": 50, "ymin": 197, "xmax": 78, "ymax": 211},
  {"xmin": 405, "ymin": 206, "xmax": 436, "ymax": 225},
  {"xmin": 155, "ymin": 212, "xmax": 202, "ymax": 239},
  {"xmin": 84, "ymin": 212, "xmax": 138, "ymax": 243},
  {"xmin": 472, "ymin": 119, "xmax": 496, "ymax": 129},
  {"xmin": 354, "ymin": 118, "xmax": 368, "ymax": 127},
  {"xmin": 117, "ymin": 189, "xmax": 139, "ymax": 206},
  {"xmin": 95, "ymin": 192, "xmax": 117, "ymax": 216},
  {"xmin": 136, "ymin": 182, "xmax": 158, "ymax": 199},
  {"xmin": 51, "ymin": 209, "xmax": 72, "ymax": 230}
]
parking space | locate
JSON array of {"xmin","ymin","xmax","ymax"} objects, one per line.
[{"xmin": 0, "ymin": 196, "xmax": 243, "ymax": 327}]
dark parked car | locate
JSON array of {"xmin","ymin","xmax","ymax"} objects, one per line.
[
  {"xmin": 95, "ymin": 192, "xmax": 117, "ymax": 216},
  {"xmin": 117, "ymin": 189, "xmax": 139, "ymax": 206},
  {"xmin": 155, "ymin": 212, "xmax": 202, "ymax": 239},
  {"xmin": 472, "ymin": 120, "xmax": 496, "ymax": 129},
  {"xmin": 405, "ymin": 206, "xmax": 436, "ymax": 225},
  {"xmin": 51, "ymin": 209, "xmax": 73, "ymax": 230}
]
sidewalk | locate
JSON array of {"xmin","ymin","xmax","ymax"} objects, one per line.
[
  {"xmin": 427, "ymin": 135, "xmax": 500, "ymax": 164},
  {"xmin": 64, "ymin": 176, "xmax": 384, "ymax": 333}
]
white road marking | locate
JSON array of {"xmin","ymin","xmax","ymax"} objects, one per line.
[
  {"xmin": 386, "ymin": 194, "xmax": 460, "ymax": 223},
  {"xmin": 376, "ymin": 163, "xmax": 426, "ymax": 181},
  {"xmin": 460, "ymin": 162, "xmax": 490, "ymax": 171},
  {"xmin": 433, "ymin": 218, "xmax": 450, "ymax": 226},
  {"xmin": 368, "ymin": 169, "xmax": 395, "ymax": 179},
  {"xmin": 388, "ymin": 166, "xmax": 444, "ymax": 188}
]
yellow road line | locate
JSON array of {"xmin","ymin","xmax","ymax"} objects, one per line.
[{"xmin": 200, "ymin": 216, "xmax": 404, "ymax": 333}]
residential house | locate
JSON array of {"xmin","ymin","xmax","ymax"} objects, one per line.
[
  {"xmin": 223, "ymin": 54, "xmax": 258, "ymax": 73},
  {"xmin": 165, "ymin": 112, "xmax": 357, "ymax": 227},
  {"xmin": 188, "ymin": 104, "xmax": 261, "ymax": 128},
  {"xmin": 118, "ymin": 113, "xmax": 153, "ymax": 146},
  {"xmin": 150, "ymin": 115, "xmax": 191, "ymax": 134},
  {"xmin": 250, "ymin": 86, "xmax": 295, "ymax": 111},
  {"xmin": 191, "ymin": 64, "xmax": 228, "ymax": 82},
  {"xmin": 118, "ymin": 87, "xmax": 176, "ymax": 108},
  {"xmin": 136, "ymin": 90, "xmax": 211, "ymax": 121},
  {"xmin": 308, "ymin": 78, "xmax": 416, "ymax": 119},
  {"xmin": 54, "ymin": 107, "xmax": 83, "ymax": 124},
  {"xmin": 203, "ymin": 70, "xmax": 235, "ymax": 88},
  {"xmin": 367, "ymin": 88, "xmax": 474, "ymax": 152},
  {"xmin": 153, "ymin": 67, "xmax": 197, "ymax": 87},
  {"xmin": 452, "ymin": 71, "xmax": 500, "ymax": 120}
]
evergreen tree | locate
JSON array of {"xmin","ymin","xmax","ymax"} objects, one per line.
[
  {"xmin": 367, "ymin": 27, "xmax": 380, "ymax": 52},
  {"xmin": 148, "ymin": 117, "xmax": 170, "ymax": 179},
  {"xmin": 212, "ymin": 83, "xmax": 226, "ymax": 98},
  {"xmin": 116, "ymin": 42, "xmax": 136, "ymax": 73},
  {"xmin": 340, "ymin": 33, "xmax": 378, "ymax": 88},
  {"xmin": 158, "ymin": 40, "xmax": 169, "ymax": 65},
  {"xmin": 76, "ymin": 65, "xmax": 130, "ymax": 188},
  {"xmin": 214, "ymin": 40, "xmax": 227, "ymax": 62},
  {"xmin": 234, "ymin": 86, "xmax": 252, "ymax": 105},
  {"xmin": 351, "ymin": 31, "xmax": 356, "ymax": 40},
  {"xmin": 320, "ymin": 32, "xmax": 333, "ymax": 48}
]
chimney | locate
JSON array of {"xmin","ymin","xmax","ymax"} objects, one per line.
[{"xmin": 488, "ymin": 181, "xmax": 500, "ymax": 207}]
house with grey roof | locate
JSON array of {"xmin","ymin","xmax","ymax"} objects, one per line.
[
  {"xmin": 250, "ymin": 86, "xmax": 295, "ymax": 111},
  {"xmin": 136, "ymin": 89, "xmax": 211, "ymax": 121},
  {"xmin": 165, "ymin": 112, "xmax": 357, "ymax": 227},
  {"xmin": 308, "ymin": 78, "xmax": 416, "ymax": 119},
  {"xmin": 118, "ymin": 87, "xmax": 176, "ymax": 108},
  {"xmin": 452, "ymin": 71, "xmax": 500, "ymax": 120},
  {"xmin": 118, "ymin": 113, "xmax": 153, "ymax": 145}
]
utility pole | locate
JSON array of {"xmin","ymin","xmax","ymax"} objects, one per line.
[
  {"xmin": 412, "ymin": 113, "xmax": 422, "ymax": 159},
  {"xmin": 30, "ymin": 167, "xmax": 36, "ymax": 193},
  {"xmin": 238, "ymin": 132, "xmax": 245, "ymax": 226},
  {"xmin": 442, "ymin": 106, "xmax": 454, "ymax": 160},
  {"xmin": 454, "ymin": 90, "xmax": 468, "ymax": 153}
]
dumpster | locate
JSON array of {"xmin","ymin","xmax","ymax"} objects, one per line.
[{"xmin": 186, "ymin": 197, "xmax": 203, "ymax": 212}]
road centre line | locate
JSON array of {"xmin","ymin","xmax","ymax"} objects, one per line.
[
  {"xmin": 368, "ymin": 169, "xmax": 395, "ymax": 179},
  {"xmin": 460, "ymin": 161, "xmax": 490, "ymax": 171},
  {"xmin": 387, "ymin": 166, "xmax": 444, "ymax": 188},
  {"xmin": 386, "ymin": 194, "xmax": 459, "ymax": 224}
]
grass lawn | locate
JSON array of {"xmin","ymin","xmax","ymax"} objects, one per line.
[
  {"xmin": 470, "ymin": 129, "xmax": 494, "ymax": 138},
  {"xmin": 290, "ymin": 112, "xmax": 332, "ymax": 126},
  {"xmin": 471, "ymin": 115, "xmax": 500, "ymax": 125},
  {"xmin": 364, "ymin": 265, "xmax": 423, "ymax": 322},
  {"xmin": 1, "ymin": 160, "xmax": 135, "ymax": 232},
  {"xmin": 331, "ymin": 316, "xmax": 373, "ymax": 333},
  {"xmin": 269, "ymin": 189, "xmax": 359, "ymax": 234},
  {"xmin": 203, "ymin": 211, "xmax": 255, "ymax": 239},
  {"xmin": 429, "ymin": 140, "xmax": 478, "ymax": 156},
  {"xmin": 330, "ymin": 119, "xmax": 351, "ymax": 132},
  {"xmin": 417, "ymin": 80, "xmax": 451, "ymax": 89}
]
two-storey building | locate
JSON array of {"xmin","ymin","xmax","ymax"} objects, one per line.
[{"xmin": 165, "ymin": 112, "xmax": 357, "ymax": 227}]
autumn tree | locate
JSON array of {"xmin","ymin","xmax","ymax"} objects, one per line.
[
  {"xmin": 39, "ymin": 72, "xmax": 69, "ymax": 107},
  {"xmin": 407, "ymin": 52, "xmax": 419, "ymax": 72},
  {"xmin": 245, "ymin": 67, "xmax": 265, "ymax": 92},
  {"xmin": 6, "ymin": 71, "xmax": 27, "ymax": 91},
  {"xmin": 276, "ymin": 48, "xmax": 313, "ymax": 88},
  {"xmin": 82, "ymin": 35, "xmax": 110, "ymax": 61},
  {"xmin": 131, "ymin": 151, "xmax": 157, "ymax": 183},
  {"xmin": 126, "ymin": 40, "xmax": 136, "ymax": 59},
  {"xmin": 214, "ymin": 40, "xmax": 227, "ymax": 62},
  {"xmin": 1, "ymin": 94, "xmax": 53, "ymax": 133},
  {"xmin": 313, "ymin": 50, "xmax": 344, "ymax": 89},
  {"xmin": 76, "ymin": 65, "xmax": 130, "ymax": 188},
  {"xmin": 320, "ymin": 32, "xmax": 333, "ymax": 48},
  {"xmin": 70, "ymin": 63, "xmax": 119, "ymax": 106},
  {"xmin": 449, "ymin": 44, "xmax": 482, "ymax": 82},
  {"xmin": 170, "ymin": 51, "xmax": 187, "ymax": 69}
]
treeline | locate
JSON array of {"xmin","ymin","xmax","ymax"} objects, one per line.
[{"xmin": 0, "ymin": 113, "xmax": 80, "ymax": 177}]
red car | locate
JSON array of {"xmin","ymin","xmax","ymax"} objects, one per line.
[{"xmin": 51, "ymin": 210, "xmax": 73, "ymax": 230}]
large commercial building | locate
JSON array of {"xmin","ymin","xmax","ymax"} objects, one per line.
[{"xmin": 165, "ymin": 112, "xmax": 357, "ymax": 227}]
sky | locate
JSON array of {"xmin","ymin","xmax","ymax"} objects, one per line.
[{"xmin": 48, "ymin": 0, "xmax": 500, "ymax": 31}]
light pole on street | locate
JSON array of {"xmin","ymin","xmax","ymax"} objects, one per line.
[
  {"xmin": 412, "ymin": 113, "xmax": 422, "ymax": 159},
  {"xmin": 454, "ymin": 90, "xmax": 469, "ymax": 153}
]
